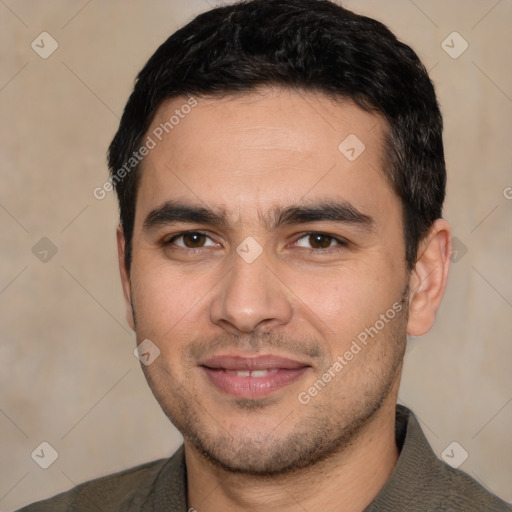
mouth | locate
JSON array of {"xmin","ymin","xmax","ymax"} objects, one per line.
[{"xmin": 199, "ymin": 354, "xmax": 311, "ymax": 399}]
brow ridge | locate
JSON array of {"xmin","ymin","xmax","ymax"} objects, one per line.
[{"xmin": 142, "ymin": 199, "xmax": 374, "ymax": 232}]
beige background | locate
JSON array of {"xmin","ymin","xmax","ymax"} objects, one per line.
[{"xmin": 1, "ymin": 0, "xmax": 511, "ymax": 509}]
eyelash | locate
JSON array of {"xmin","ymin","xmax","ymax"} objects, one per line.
[
  {"xmin": 163, "ymin": 231, "xmax": 348, "ymax": 253},
  {"xmin": 295, "ymin": 231, "xmax": 348, "ymax": 252}
]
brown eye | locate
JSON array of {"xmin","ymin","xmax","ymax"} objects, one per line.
[
  {"xmin": 182, "ymin": 232, "xmax": 207, "ymax": 248},
  {"xmin": 166, "ymin": 231, "xmax": 217, "ymax": 249},
  {"xmin": 294, "ymin": 232, "xmax": 347, "ymax": 251},
  {"xmin": 308, "ymin": 233, "xmax": 333, "ymax": 249}
]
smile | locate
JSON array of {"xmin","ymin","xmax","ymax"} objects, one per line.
[{"xmin": 200, "ymin": 355, "xmax": 311, "ymax": 399}]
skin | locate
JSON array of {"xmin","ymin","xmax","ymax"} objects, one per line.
[{"xmin": 117, "ymin": 87, "xmax": 451, "ymax": 512}]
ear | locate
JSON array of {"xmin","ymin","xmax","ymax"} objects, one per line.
[
  {"xmin": 407, "ymin": 219, "xmax": 451, "ymax": 336},
  {"xmin": 117, "ymin": 226, "xmax": 135, "ymax": 331}
]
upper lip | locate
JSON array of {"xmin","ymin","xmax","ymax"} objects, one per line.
[{"xmin": 200, "ymin": 354, "xmax": 310, "ymax": 371}]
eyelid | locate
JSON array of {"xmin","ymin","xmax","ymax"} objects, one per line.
[
  {"xmin": 292, "ymin": 231, "xmax": 349, "ymax": 250},
  {"xmin": 163, "ymin": 230, "xmax": 219, "ymax": 248},
  {"xmin": 162, "ymin": 230, "xmax": 348, "ymax": 252}
]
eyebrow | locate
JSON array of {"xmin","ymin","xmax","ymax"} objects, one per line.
[
  {"xmin": 142, "ymin": 199, "xmax": 374, "ymax": 232},
  {"xmin": 268, "ymin": 201, "xmax": 374, "ymax": 231}
]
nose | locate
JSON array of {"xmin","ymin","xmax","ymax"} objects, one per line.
[{"xmin": 209, "ymin": 249, "xmax": 294, "ymax": 334}]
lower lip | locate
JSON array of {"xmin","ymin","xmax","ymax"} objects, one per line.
[{"xmin": 201, "ymin": 367, "xmax": 309, "ymax": 399}]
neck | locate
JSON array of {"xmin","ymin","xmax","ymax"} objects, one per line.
[{"xmin": 185, "ymin": 398, "xmax": 399, "ymax": 512}]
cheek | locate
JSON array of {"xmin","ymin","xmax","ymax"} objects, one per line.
[
  {"xmin": 130, "ymin": 261, "xmax": 210, "ymax": 340},
  {"xmin": 130, "ymin": 242, "xmax": 405, "ymax": 355},
  {"xmin": 285, "ymin": 262, "xmax": 402, "ymax": 345}
]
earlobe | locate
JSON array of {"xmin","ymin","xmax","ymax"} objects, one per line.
[
  {"xmin": 406, "ymin": 219, "xmax": 451, "ymax": 336},
  {"xmin": 116, "ymin": 227, "xmax": 135, "ymax": 331}
]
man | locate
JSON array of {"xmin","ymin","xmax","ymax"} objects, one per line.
[{"xmin": 19, "ymin": 0, "xmax": 511, "ymax": 510}]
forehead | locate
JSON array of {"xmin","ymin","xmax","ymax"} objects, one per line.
[{"xmin": 136, "ymin": 88, "xmax": 398, "ymax": 226}]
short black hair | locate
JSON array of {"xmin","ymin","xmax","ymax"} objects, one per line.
[{"xmin": 108, "ymin": 0, "xmax": 445, "ymax": 271}]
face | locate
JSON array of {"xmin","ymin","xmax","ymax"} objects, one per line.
[{"xmin": 120, "ymin": 88, "xmax": 412, "ymax": 475}]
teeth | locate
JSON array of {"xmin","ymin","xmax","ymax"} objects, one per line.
[
  {"xmin": 250, "ymin": 370, "xmax": 270, "ymax": 378},
  {"xmin": 225, "ymin": 369, "xmax": 279, "ymax": 377}
]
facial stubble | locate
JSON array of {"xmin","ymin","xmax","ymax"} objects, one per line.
[{"xmin": 137, "ymin": 292, "xmax": 409, "ymax": 477}]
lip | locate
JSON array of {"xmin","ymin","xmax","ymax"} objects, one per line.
[{"xmin": 200, "ymin": 354, "xmax": 311, "ymax": 399}]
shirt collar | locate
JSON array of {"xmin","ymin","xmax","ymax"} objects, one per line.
[{"xmin": 148, "ymin": 405, "xmax": 441, "ymax": 511}]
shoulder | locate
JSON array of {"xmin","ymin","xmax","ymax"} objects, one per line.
[
  {"xmin": 15, "ymin": 453, "xmax": 179, "ymax": 512},
  {"xmin": 379, "ymin": 406, "xmax": 512, "ymax": 511},
  {"xmin": 430, "ymin": 457, "xmax": 512, "ymax": 511}
]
